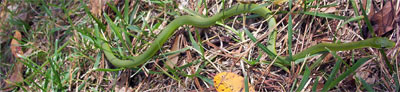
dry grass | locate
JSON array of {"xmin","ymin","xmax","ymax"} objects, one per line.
[{"xmin": 0, "ymin": 0, "xmax": 399, "ymax": 91}]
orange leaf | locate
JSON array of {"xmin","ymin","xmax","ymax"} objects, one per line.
[{"xmin": 214, "ymin": 72, "xmax": 255, "ymax": 92}]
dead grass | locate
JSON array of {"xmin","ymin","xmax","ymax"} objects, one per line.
[{"xmin": 0, "ymin": 0, "xmax": 399, "ymax": 91}]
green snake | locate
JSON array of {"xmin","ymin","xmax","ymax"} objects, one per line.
[{"xmin": 101, "ymin": 4, "xmax": 395, "ymax": 68}]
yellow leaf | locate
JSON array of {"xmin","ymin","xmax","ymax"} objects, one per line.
[{"xmin": 214, "ymin": 72, "xmax": 255, "ymax": 92}]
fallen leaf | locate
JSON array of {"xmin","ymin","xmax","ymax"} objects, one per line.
[
  {"xmin": 165, "ymin": 34, "xmax": 185, "ymax": 68},
  {"xmin": 11, "ymin": 31, "xmax": 23, "ymax": 57},
  {"xmin": 363, "ymin": 0, "xmax": 395, "ymax": 38},
  {"xmin": 362, "ymin": 0, "xmax": 375, "ymax": 20},
  {"xmin": 320, "ymin": 7, "xmax": 337, "ymax": 13},
  {"xmin": 214, "ymin": 72, "xmax": 255, "ymax": 92},
  {"xmin": 356, "ymin": 70, "xmax": 376, "ymax": 84},
  {"xmin": 370, "ymin": 1, "xmax": 395, "ymax": 36},
  {"xmin": 90, "ymin": 0, "xmax": 108, "ymax": 17},
  {"xmin": 3, "ymin": 30, "xmax": 25, "ymax": 91}
]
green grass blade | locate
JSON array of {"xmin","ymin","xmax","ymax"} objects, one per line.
[
  {"xmin": 322, "ymin": 48, "xmax": 343, "ymax": 91},
  {"xmin": 302, "ymin": 12, "xmax": 348, "ymax": 20},
  {"xmin": 197, "ymin": 74, "xmax": 214, "ymax": 86},
  {"xmin": 40, "ymin": 0, "xmax": 53, "ymax": 17},
  {"xmin": 93, "ymin": 53, "xmax": 102, "ymax": 69},
  {"xmin": 195, "ymin": 30, "xmax": 204, "ymax": 54},
  {"xmin": 49, "ymin": 40, "xmax": 63, "ymax": 90},
  {"xmin": 103, "ymin": 13, "xmax": 123, "ymax": 41},
  {"xmin": 188, "ymin": 30, "xmax": 204, "ymax": 55},
  {"xmin": 267, "ymin": 23, "xmax": 277, "ymax": 55},
  {"xmin": 123, "ymin": 0, "xmax": 130, "ymax": 22},
  {"xmin": 244, "ymin": 29, "xmax": 289, "ymax": 65},
  {"xmin": 358, "ymin": 0, "xmax": 375, "ymax": 37},
  {"xmin": 106, "ymin": 2, "xmax": 122, "ymax": 19},
  {"xmin": 80, "ymin": 0, "xmax": 106, "ymax": 30},
  {"xmin": 326, "ymin": 57, "xmax": 370, "ymax": 90},
  {"xmin": 296, "ymin": 66, "xmax": 311, "ymax": 92},
  {"xmin": 18, "ymin": 56, "xmax": 41, "ymax": 73},
  {"xmin": 262, "ymin": 60, "xmax": 290, "ymax": 72},
  {"xmin": 338, "ymin": 16, "xmax": 364, "ymax": 30},
  {"xmin": 103, "ymin": 13, "xmax": 132, "ymax": 55},
  {"xmin": 287, "ymin": 14, "xmax": 293, "ymax": 62},
  {"xmin": 245, "ymin": 75, "xmax": 249, "ymax": 92},
  {"xmin": 312, "ymin": 77, "xmax": 320, "ymax": 92},
  {"xmin": 157, "ymin": 47, "xmax": 190, "ymax": 58},
  {"xmin": 379, "ymin": 49, "xmax": 393, "ymax": 74},
  {"xmin": 357, "ymin": 77, "xmax": 375, "ymax": 92},
  {"xmin": 309, "ymin": 53, "xmax": 329, "ymax": 70},
  {"xmin": 290, "ymin": 78, "xmax": 298, "ymax": 92},
  {"xmin": 348, "ymin": 0, "xmax": 363, "ymax": 31}
]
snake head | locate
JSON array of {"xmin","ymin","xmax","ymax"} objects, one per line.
[{"xmin": 373, "ymin": 37, "xmax": 395, "ymax": 48}]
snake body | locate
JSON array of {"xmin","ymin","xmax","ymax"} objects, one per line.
[
  {"xmin": 291, "ymin": 37, "xmax": 395, "ymax": 60},
  {"xmin": 102, "ymin": 4, "xmax": 395, "ymax": 68}
]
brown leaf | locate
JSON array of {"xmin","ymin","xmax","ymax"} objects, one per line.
[
  {"xmin": 361, "ymin": 0, "xmax": 367, "ymax": 10},
  {"xmin": 320, "ymin": 7, "xmax": 337, "ymax": 13},
  {"xmin": 362, "ymin": 0, "xmax": 375, "ymax": 18},
  {"xmin": 363, "ymin": 0, "xmax": 395, "ymax": 38},
  {"xmin": 369, "ymin": 1, "xmax": 395, "ymax": 36},
  {"xmin": 90, "ymin": 0, "xmax": 108, "ymax": 17},
  {"xmin": 165, "ymin": 34, "xmax": 185, "ymax": 68},
  {"xmin": 3, "ymin": 31, "xmax": 25, "ymax": 91},
  {"xmin": 11, "ymin": 31, "xmax": 23, "ymax": 57}
]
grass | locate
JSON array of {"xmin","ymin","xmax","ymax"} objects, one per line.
[{"xmin": 0, "ymin": 0, "xmax": 399, "ymax": 91}]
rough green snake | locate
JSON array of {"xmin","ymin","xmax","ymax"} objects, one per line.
[{"xmin": 101, "ymin": 4, "xmax": 395, "ymax": 68}]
